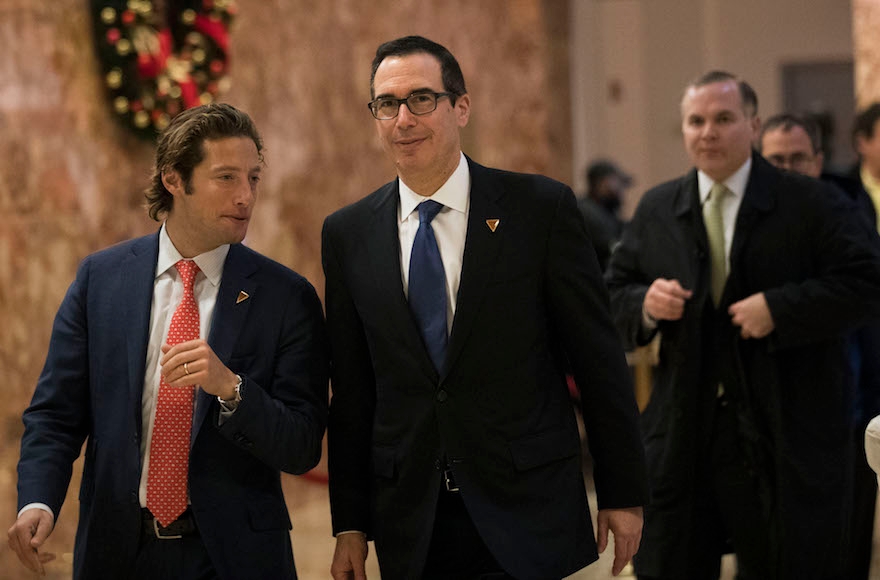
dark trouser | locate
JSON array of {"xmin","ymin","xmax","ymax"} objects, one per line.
[
  {"xmin": 133, "ymin": 509, "xmax": 219, "ymax": 580},
  {"xmin": 421, "ymin": 490, "xmax": 515, "ymax": 580},
  {"xmin": 639, "ymin": 398, "xmax": 774, "ymax": 580},
  {"xmin": 708, "ymin": 398, "xmax": 775, "ymax": 580}
]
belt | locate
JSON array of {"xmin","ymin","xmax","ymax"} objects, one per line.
[
  {"xmin": 141, "ymin": 508, "xmax": 198, "ymax": 539},
  {"xmin": 442, "ymin": 466, "xmax": 460, "ymax": 493}
]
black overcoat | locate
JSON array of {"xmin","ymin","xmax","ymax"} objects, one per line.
[{"xmin": 606, "ymin": 153, "xmax": 880, "ymax": 578}]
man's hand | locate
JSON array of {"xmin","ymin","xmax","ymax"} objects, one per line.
[
  {"xmin": 7, "ymin": 508, "xmax": 55, "ymax": 575},
  {"xmin": 644, "ymin": 279, "xmax": 693, "ymax": 321},
  {"xmin": 597, "ymin": 506, "xmax": 643, "ymax": 577},
  {"xmin": 331, "ymin": 532, "xmax": 369, "ymax": 580},
  {"xmin": 161, "ymin": 339, "xmax": 239, "ymax": 400},
  {"xmin": 728, "ymin": 292, "xmax": 775, "ymax": 339}
]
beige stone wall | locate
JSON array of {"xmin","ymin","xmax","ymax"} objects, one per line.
[
  {"xmin": 855, "ymin": 0, "xmax": 880, "ymax": 107},
  {"xmin": 0, "ymin": 0, "xmax": 569, "ymax": 576}
]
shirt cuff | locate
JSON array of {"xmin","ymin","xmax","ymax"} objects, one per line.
[
  {"xmin": 18, "ymin": 503, "xmax": 54, "ymax": 521},
  {"xmin": 336, "ymin": 530, "xmax": 367, "ymax": 537}
]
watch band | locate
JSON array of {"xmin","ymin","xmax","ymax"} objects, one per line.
[{"xmin": 218, "ymin": 374, "xmax": 243, "ymax": 409}]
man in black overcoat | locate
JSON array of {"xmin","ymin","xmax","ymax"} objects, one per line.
[{"xmin": 606, "ymin": 71, "xmax": 880, "ymax": 579}]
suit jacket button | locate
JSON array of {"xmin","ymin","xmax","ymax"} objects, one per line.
[{"xmin": 436, "ymin": 390, "xmax": 448, "ymax": 403}]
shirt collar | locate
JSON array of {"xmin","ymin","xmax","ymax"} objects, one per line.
[
  {"xmin": 398, "ymin": 152, "xmax": 471, "ymax": 222},
  {"xmin": 156, "ymin": 223, "xmax": 229, "ymax": 287},
  {"xmin": 698, "ymin": 155, "xmax": 752, "ymax": 204}
]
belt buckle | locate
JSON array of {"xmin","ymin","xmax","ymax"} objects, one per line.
[
  {"xmin": 443, "ymin": 468, "xmax": 460, "ymax": 492},
  {"xmin": 153, "ymin": 517, "xmax": 183, "ymax": 540}
]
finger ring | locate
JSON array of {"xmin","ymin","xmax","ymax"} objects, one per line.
[{"xmin": 184, "ymin": 362, "xmax": 190, "ymax": 375}]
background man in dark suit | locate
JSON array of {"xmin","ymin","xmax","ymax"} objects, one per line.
[
  {"xmin": 323, "ymin": 36, "xmax": 647, "ymax": 580},
  {"xmin": 7, "ymin": 103, "xmax": 329, "ymax": 580},
  {"xmin": 606, "ymin": 71, "xmax": 880, "ymax": 579},
  {"xmin": 759, "ymin": 112, "xmax": 880, "ymax": 580},
  {"xmin": 853, "ymin": 103, "xmax": 880, "ymax": 230},
  {"xmin": 760, "ymin": 112, "xmax": 877, "ymax": 221}
]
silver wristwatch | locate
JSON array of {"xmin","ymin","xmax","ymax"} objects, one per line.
[{"xmin": 218, "ymin": 374, "xmax": 243, "ymax": 410}]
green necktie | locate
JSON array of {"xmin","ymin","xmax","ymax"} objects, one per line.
[{"xmin": 704, "ymin": 183, "xmax": 729, "ymax": 305}]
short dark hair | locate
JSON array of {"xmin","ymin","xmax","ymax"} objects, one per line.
[
  {"xmin": 145, "ymin": 103, "xmax": 263, "ymax": 221},
  {"xmin": 853, "ymin": 103, "xmax": 880, "ymax": 143},
  {"xmin": 586, "ymin": 160, "xmax": 631, "ymax": 195},
  {"xmin": 370, "ymin": 36, "xmax": 466, "ymax": 104},
  {"xmin": 685, "ymin": 70, "xmax": 758, "ymax": 117},
  {"xmin": 759, "ymin": 113, "xmax": 822, "ymax": 154}
]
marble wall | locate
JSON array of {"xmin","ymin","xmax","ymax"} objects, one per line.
[
  {"xmin": 855, "ymin": 0, "xmax": 880, "ymax": 107},
  {"xmin": 0, "ymin": 0, "xmax": 570, "ymax": 576}
]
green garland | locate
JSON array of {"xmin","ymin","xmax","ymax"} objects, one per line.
[{"xmin": 91, "ymin": 0, "xmax": 236, "ymax": 139}]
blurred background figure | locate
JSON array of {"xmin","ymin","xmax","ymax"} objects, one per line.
[
  {"xmin": 760, "ymin": 113, "xmax": 875, "ymax": 218},
  {"xmin": 758, "ymin": 113, "xmax": 825, "ymax": 177},
  {"xmin": 853, "ymin": 103, "xmax": 880, "ymax": 230},
  {"xmin": 578, "ymin": 160, "xmax": 632, "ymax": 271}
]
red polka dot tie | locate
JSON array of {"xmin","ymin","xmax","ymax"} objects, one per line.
[{"xmin": 146, "ymin": 259, "xmax": 200, "ymax": 526}]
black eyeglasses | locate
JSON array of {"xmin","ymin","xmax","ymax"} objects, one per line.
[
  {"xmin": 765, "ymin": 152, "xmax": 816, "ymax": 172},
  {"xmin": 368, "ymin": 91, "xmax": 454, "ymax": 120}
]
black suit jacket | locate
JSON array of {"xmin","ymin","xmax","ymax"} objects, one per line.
[
  {"xmin": 606, "ymin": 153, "xmax": 880, "ymax": 577},
  {"xmin": 17, "ymin": 233, "xmax": 329, "ymax": 580},
  {"xmin": 322, "ymin": 158, "xmax": 647, "ymax": 580}
]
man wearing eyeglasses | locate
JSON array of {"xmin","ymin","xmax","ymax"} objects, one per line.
[
  {"xmin": 322, "ymin": 36, "xmax": 648, "ymax": 580},
  {"xmin": 759, "ymin": 113, "xmax": 877, "ymax": 219},
  {"xmin": 759, "ymin": 113, "xmax": 825, "ymax": 178},
  {"xmin": 760, "ymin": 112, "xmax": 880, "ymax": 580}
]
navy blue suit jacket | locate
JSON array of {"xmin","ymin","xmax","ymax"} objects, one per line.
[{"xmin": 17, "ymin": 232, "xmax": 329, "ymax": 580}]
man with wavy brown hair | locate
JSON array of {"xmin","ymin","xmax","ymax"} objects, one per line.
[{"xmin": 8, "ymin": 103, "xmax": 328, "ymax": 580}]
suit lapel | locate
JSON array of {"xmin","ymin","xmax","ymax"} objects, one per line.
[
  {"xmin": 366, "ymin": 181, "xmax": 439, "ymax": 379},
  {"xmin": 194, "ymin": 244, "xmax": 258, "ymax": 437},
  {"xmin": 668, "ymin": 170, "xmax": 708, "ymax": 299},
  {"xmin": 729, "ymin": 154, "xmax": 776, "ymax": 286},
  {"xmin": 123, "ymin": 233, "xmax": 160, "ymax": 437},
  {"xmin": 445, "ymin": 161, "xmax": 505, "ymax": 377}
]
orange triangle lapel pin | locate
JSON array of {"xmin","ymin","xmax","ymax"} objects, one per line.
[
  {"xmin": 236, "ymin": 291, "xmax": 250, "ymax": 304},
  {"xmin": 486, "ymin": 218, "xmax": 500, "ymax": 233}
]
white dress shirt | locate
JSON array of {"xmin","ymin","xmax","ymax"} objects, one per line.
[
  {"xmin": 137, "ymin": 224, "xmax": 229, "ymax": 507},
  {"xmin": 398, "ymin": 152, "xmax": 471, "ymax": 333}
]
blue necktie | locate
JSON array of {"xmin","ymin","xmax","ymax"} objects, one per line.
[{"xmin": 409, "ymin": 200, "xmax": 448, "ymax": 373}]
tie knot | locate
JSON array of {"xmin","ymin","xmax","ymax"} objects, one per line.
[
  {"xmin": 418, "ymin": 200, "xmax": 444, "ymax": 225},
  {"xmin": 708, "ymin": 183, "xmax": 729, "ymax": 204},
  {"xmin": 174, "ymin": 260, "xmax": 200, "ymax": 288}
]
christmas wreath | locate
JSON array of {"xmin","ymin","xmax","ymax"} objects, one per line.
[{"xmin": 91, "ymin": 0, "xmax": 236, "ymax": 139}]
